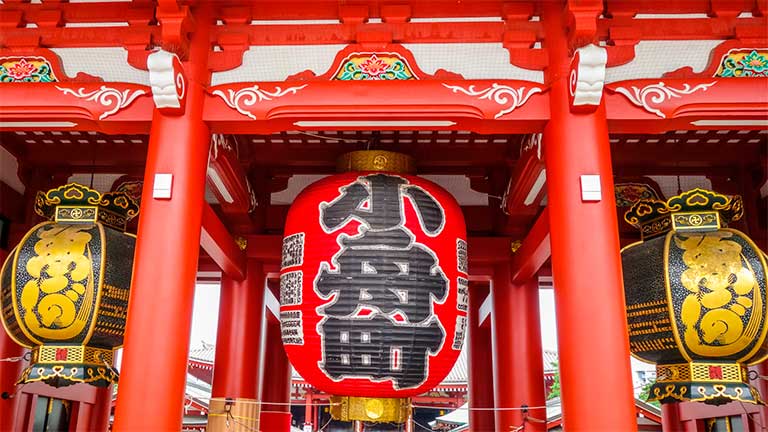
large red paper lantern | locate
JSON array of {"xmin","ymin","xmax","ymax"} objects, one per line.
[{"xmin": 280, "ymin": 151, "xmax": 467, "ymax": 423}]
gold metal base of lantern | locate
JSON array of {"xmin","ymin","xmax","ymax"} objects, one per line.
[
  {"xmin": 330, "ymin": 396, "xmax": 411, "ymax": 423},
  {"xmin": 207, "ymin": 398, "xmax": 260, "ymax": 432},
  {"xmin": 20, "ymin": 345, "xmax": 118, "ymax": 387},
  {"xmin": 337, "ymin": 150, "xmax": 416, "ymax": 174},
  {"xmin": 649, "ymin": 362, "xmax": 763, "ymax": 405},
  {"xmin": 31, "ymin": 345, "xmax": 114, "ymax": 365},
  {"xmin": 656, "ymin": 362, "xmax": 747, "ymax": 383}
]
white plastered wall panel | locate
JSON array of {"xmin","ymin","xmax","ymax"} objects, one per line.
[
  {"xmin": 51, "ymin": 48, "xmax": 149, "ymax": 85},
  {"xmin": 210, "ymin": 45, "xmax": 347, "ymax": 85},
  {"xmin": 605, "ymin": 40, "xmax": 724, "ymax": 83},
  {"xmin": 404, "ymin": 43, "xmax": 544, "ymax": 83}
]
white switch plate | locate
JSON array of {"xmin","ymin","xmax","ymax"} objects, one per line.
[
  {"xmin": 153, "ymin": 173, "xmax": 173, "ymax": 199},
  {"xmin": 580, "ymin": 175, "xmax": 602, "ymax": 201}
]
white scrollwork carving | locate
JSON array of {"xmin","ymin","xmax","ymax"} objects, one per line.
[
  {"xmin": 570, "ymin": 44, "xmax": 607, "ymax": 108},
  {"xmin": 147, "ymin": 49, "xmax": 186, "ymax": 112},
  {"xmin": 442, "ymin": 83, "xmax": 542, "ymax": 119},
  {"xmin": 613, "ymin": 81, "xmax": 717, "ymax": 118},
  {"xmin": 212, "ymin": 84, "xmax": 309, "ymax": 120},
  {"xmin": 55, "ymin": 85, "xmax": 147, "ymax": 120}
]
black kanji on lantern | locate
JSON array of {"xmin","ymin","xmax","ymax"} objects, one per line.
[
  {"xmin": 316, "ymin": 174, "xmax": 448, "ymax": 389},
  {"xmin": 321, "ymin": 315, "xmax": 444, "ymax": 388}
]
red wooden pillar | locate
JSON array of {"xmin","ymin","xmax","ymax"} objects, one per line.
[
  {"xmin": 208, "ymin": 260, "xmax": 265, "ymax": 431},
  {"xmin": 0, "ymin": 328, "xmax": 24, "ymax": 432},
  {"xmin": 661, "ymin": 403, "xmax": 682, "ymax": 432},
  {"xmin": 541, "ymin": 4, "xmax": 637, "ymax": 431},
  {"xmin": 260, "ymin": 307, "xmax": 293, "ymax": 432},
  {"xmin": 468, "ymin": 281, "xmax": 495, "ymax": 432},
  {"xmin": 112, "ymin": 8, "xmax": 213, "ymax": 432},
  {"xmin": 0, "ymin": 247, "xmax": 25, "ymax": 432},
  {"xmin": 304, "ymin": 390, "xmax": 314, "ymax": 431},
  {"xmin": 87, "ymin": 386, "xmax": 113, "ymax": 432},
  {"xmin": 491, "ymin": 265, "xmax": 546, "ymax": 431},
  {"xmin": 755, "ymin": 362, "xmax": 768, "ymax": 428}
]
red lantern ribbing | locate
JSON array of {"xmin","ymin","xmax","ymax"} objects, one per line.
[{"xmin": 280, "ymin": 151, "xmax": 467, "ymax": 423}]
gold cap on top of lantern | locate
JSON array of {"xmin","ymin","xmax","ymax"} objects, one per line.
[
  {"xmin": 34, "ymin": 183, "xmax": 140, "ymax": 232},
  {"xmin": 336, "ymin": 150, "xmax": 416, "ymax": 174},
  {"xmin": 624, "ymin": 188, "xmax": 743, "ymax": 239}
]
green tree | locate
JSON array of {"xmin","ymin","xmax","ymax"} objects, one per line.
[
  {"xmin": 638, "ymin": 379, "xmax": 660, "ymax": 407},
  {"xmin": 547, "ymin": 362, "xmax": 560, "ymax": 400}
]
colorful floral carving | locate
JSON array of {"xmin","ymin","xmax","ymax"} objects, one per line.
[
  {"xmin": 715, "ymin": 49, "xmax": 768, "ymax": 77},
  {"xmin": 0, "ymin": 57, "xmax": 57, "ymax": 82},
  {"xmin": 335, "ymin": 53, "xmax": 415, "ymax": 80},
  {"xmin": 615, "ymin": 183, "xmax": 660, "ymax": 207}
]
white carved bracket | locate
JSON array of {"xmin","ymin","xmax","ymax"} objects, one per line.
[
  {"xmin": 55, "ymin": 85, "xmax": 147, "ymax": 120},
  {"xmin": 442, "ymin": 83, "xmax": 542, "ymax": 119},
  {"xmin": 569, "ymin": 44, "xmax": 607, "ymax": 113},
  {"xmin": 211, "ymin": 84, "xmax": 309, "ymax": 120},
  {"xmin": 613, "ymin": 81, "xmax": 716, "ymax": 118},
  {"xmin": 147, "ymin": 50, "xmax": 186, "ymax": 115}
]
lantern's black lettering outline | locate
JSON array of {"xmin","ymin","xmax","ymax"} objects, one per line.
[{"xmin": 313, "ymin": 174, "xmax": 450, "ymax": 390}]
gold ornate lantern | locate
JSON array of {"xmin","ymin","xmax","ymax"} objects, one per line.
[
  {"xmin": 622, "ymin": 189, "xmax": 768, "ymax": 405},
  {"xmin": 0, "ymin": 184, "xmax": 138, "ymax": 387}
]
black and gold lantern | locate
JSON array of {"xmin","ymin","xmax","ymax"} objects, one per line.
[
  {"xmin": 622, "ymin": 188, "xmax": 768, "ymax": 405},
  {"xmin": 0, "ymin": 183, "xmax": 138, "ymax": 387}
]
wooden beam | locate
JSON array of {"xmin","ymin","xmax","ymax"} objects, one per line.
[
  {"xmin": 503, "ymin": 134, "xmax": 545, "ymax": 216},
  {"xmin": 479, "ymin": 291, "xmax": 492, "ymax": 328},
  {"xmin": 509, "ymin": 207, "xmax": 550, "ymax": 283},
  {"xmin": 246, "ymin": 233, "xmax": 518, "ymax": 268},
  {"xmin": 200, "ymin": 203, "xmax": 246, "ymax": 281},
  {"xmin": 207, "ymin": 135, "xmax": 255, "ymax": 215}
]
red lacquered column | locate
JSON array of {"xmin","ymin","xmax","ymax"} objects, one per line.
[
  {"xmin": 541, "ymin": 4, "xmax": 637, "ymax": 431},
  {"xmin": 0, "ymin": 275, "xmax": 24, "ymax": 432},
  {"xmin": 468, "ymin": 281, "xmax": 495, "ymax": 432},
  {"xmin": 112, "ymin": 7, "xmax": 213, "ymax": 431},
  {"xmin": 491, "ymin": 265, "xmax": 546, "ymax": 432},
  {"xmin": 208, "ymin": 260, "xmax": 265, "ymax": 431},
  {"xmin": 661, "ymin": 403, "xmax": 682, "ymax": 432},
  {"xmin": 260, "ymin": 300, "xmax": 293, "ymax": 432},
  {"xmin": 87, "ymin": 386, "xmax": 113, "ymax": 432}
]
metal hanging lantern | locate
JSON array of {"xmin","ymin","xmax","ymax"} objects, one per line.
[
  {"xmin": 622, "ymin": 188, "xmax": 768, "ymax": 405},
  {"xmin": 0, "ymin": 183, "xmax": 139, "ymax": 387},
  {"xmin": 280, "ymin": 151, "xmax": 468, "ymax": 424}
]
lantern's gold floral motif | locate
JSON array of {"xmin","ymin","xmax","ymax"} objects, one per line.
[
  {"xmin": 622, "ymin": 189, "xmax": 767, "ymax": 405},
  {"xmin": 1, "ymin": 183, "xmax": 138, "ymax": 387}
]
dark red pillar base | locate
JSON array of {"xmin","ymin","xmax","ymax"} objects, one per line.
[{"xmin": 260, "ymin": 412, "xmax": 292, "ymax": 431}]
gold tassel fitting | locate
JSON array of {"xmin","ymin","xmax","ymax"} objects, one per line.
[
  {"xmin": 330, "ymin": 396, "xmax": 411, "ymax": 423},
  {"xmin": 337, "ymin": 151, "xmax": 416, "ymax": 174}
]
